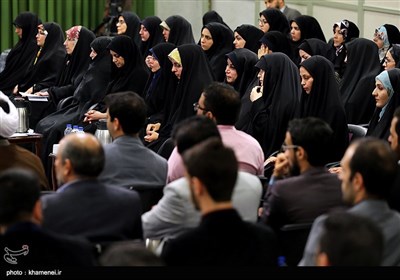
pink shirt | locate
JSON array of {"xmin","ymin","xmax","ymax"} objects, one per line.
[{"xmin": 167, "ymin": 125, "xmax": 264, "ymax": 183}]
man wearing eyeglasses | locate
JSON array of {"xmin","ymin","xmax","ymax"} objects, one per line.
[{"xmin": 261, "ymin": 117, "xmax": 345, "ymax": 263}]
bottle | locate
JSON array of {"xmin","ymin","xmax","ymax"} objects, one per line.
[
  {"xmin": 78, "ymin": 126, "xmax": 84, "ymax": 134},
  {"xmin": 64, "ymin": 124, "xmax": 72, "ymax": 136},
  {"xmin": 71, "ymin": 125, "xmax": 79, "ymax": 134},
  {"xmin": 278, "ymin": 256, "xmax": 287, "ymax": 267}
]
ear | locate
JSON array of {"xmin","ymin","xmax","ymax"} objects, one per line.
[
  {"xmin": 112, "ymin": 117, "xmax": 121, "ymax": 131},
  {"xmin": 205, "ymin": 111, "xmax": 214, "ymax": 121},
  {"xmin": 191, "ymin": 176, "xmax": 205, "ymax": 197},
  {"xmin": 32, "ymin": 200, "xmax": 43, "ymax": 225},
  {"xmin": 351, "ymin": 172, "xmax": 364, "ymax": 193},
  {"xmin": 296, "ymin": 146, "xmax": 307, "ymax": 161},
  {"xmin": 63, "ymin": 158, "xmax": 73, "ymax": 177},
  {"xmin": 316, "ymin": 252, "xmax": 330, "ymax": 266}
]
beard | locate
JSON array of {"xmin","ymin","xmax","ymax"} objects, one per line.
[{"xmin": 289, "ymin": 156, "xmax": 301, "ymax": 176}]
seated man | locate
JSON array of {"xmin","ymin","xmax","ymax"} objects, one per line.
[
  {"xmin": 161, "ymin": 138, "xmax": 278, "ymax": 266},
  {"xmin": 388, "ymin": 106, "xmax": 400, "ymax": 211},
  {"xmin": 0, "ymin": 168, "xmax": 95, "ymax": 266},
  {"xmin": 98, "ymin": 91, "xmax": 167, "ymax": 189},
  {"xmin": 41, "ymin": 133, "xmax": 143, "ymax": 243},
  {"xmin": 0, "ymin": 91, "xmax": 48, "ymax": 189},
  {"xmin": 262, "ymin": 117, "xmax": 345, "ymax": 230},
  {"xmin": 300, "ymin": 138, "xmax": 400, "ymax": 266},
  {"xmin": 142, "ymin": 116, "xmax": 262, "ymax": 246},
  {"xmin": 316, "ymin": 212, "xmax": 383, "ymax": 266},
  {"xmin": 167, "ymin": 82, "xmax": 264, "ymax": 183}
]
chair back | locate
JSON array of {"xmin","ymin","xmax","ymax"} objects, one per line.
[
  {"xmin": 127, "ymin": 185, "xmax": 164, "ymax": 214},
  {"xmin": 278, "ymin": 223, "xmax": 313, "ymax": 266}
]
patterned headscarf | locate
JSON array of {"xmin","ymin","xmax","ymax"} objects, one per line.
[{"xmin": 66, "ymin": 25, "xmax": 81, "ymax": 40}]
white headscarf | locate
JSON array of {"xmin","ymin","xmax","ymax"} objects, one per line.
[{"xmin": 0, "ymin": 91, "xmax": 18, "ymax": 138}]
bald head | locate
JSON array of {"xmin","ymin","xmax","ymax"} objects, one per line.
[{"xmin": 58, "ymin": 133, "xmax": 105, "ymax": 178}]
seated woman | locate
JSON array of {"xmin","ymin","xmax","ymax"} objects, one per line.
[
  {"xmin": 225, "ymin": 48, "xmax": 258, "ymax": 98},
  {"xmin": 340, "ymin": 38, "xmax": 381, "ymax": 125},
  {"xmin": 367, "ymin": 68, "xmax": 400, "ymax": 140},
  {"xmin": 27, "ymin": 26, "xmax": 95, "ymax": 129},
  {"xmin": 383, "ymin": 44, "xmax": 400, "ymax": 70},
  {"xmin": 83, "ymin": 35, "xmax": 149, "ymax": 125},
  {"xmin": 299, "ymin": 55, "xmax": 349, "ymax": 162},
  {"xmin": 298, "ymin": 38, "xmax": 334, "ymax": 64},
  {"xmin": 258, "ymin": 30, "xmax": 292, "ymax": 59},
  {"xmin": 35, "ymin": 36, "xmax": 113, "ymax": 179},
  {"xmin": 115, "ymin": 11, "xmax": 141, "ymax": 46},
  {"xmin": 160, "ymin": 15, "xmax": 195, "ymax": 45},
  {"xmin": 144, "ymin": 44, "xmax": 214, "ymax": 152},
  {"xmin": 331, "ymin": 19, "xmax": 359, "ymax": 82},
  {"xmin": 16, "ymin": 22, "xmax": 65, "ymax": 94},
  {"xmin": 200, "ymin": 22, "xmax": 233, "ymax": 82},
  {"xmin": 233, "ymin": 24, "xmax": 264, "ymax": 54},
  {"xmin": 372, "ymin": 24, "xmax": 400, "ymax": 69},
  {"xmin": 238, "ymin": 53, "xmax": 301, "ymax": 157},
  {"xmin": 289, "ymin": 15, "xmax": 326, "ymax": 65},
  {"xmin": 0, "ymin": 12, "xmax": 40, "ymax": 94},
  {"xmin": 139, "ymin": 16, "xmax": 164, "ymax": 58},
  {"xmin": 258, "ymin": 8, "xmax": 289, "ymax": 35},
  {"xmin": 143, "ymin": 42, "xmax": 177, "ymax": 131}
]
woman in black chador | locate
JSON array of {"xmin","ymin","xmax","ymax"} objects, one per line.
[
  {"xmin": 36, "ymin": 36, "xmax": 113, "ymax": 180},
  {"xmin": 299, "ymin": 55, "xmax": 349, "ymax": 162},
  {"xmin": 0, "ymin": 12, "xmax": 40, "ymax": 93},
  {"xmin": 240, "ymin": 53, "xmax": 300, "ymax": 157}
]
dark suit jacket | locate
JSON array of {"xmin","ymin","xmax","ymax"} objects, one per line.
[
  {"xmin": 0, "ymin": 222, "xmax": 95, "ymax": 266},
  {"xmin": 42, "ymin": 179, "xmax": 143, "ymax": 243},
  {"xmin": 263, "ymin": 167, "xmax": 345, "ymax": 231},
  {"xmin": 161, "ymin": 209, "xmax": 278, "ymax": 266},
  {"xmin": 283, "ymin": 5, "xmax": 301, "ymax": 22},
  {"xmin": 388, "ymin": 165, "xmax": 400, "ymax": 212}
]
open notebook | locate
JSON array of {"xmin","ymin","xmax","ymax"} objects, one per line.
[{"xmin": 19, "ymin": 92, "xmax": 48, "ymax": 102}]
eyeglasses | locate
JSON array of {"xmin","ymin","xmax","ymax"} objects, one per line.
[
  {"xmin": 193, "ymin": 102, "xmax": 208, "ymax": 112},
  {"xmin": 280, "ymin": 144, "xmax": 300, "ymax": 152},
  {"xmin": 374, "ymin": 30, "xmax": 385, "ymax": 41},
  {"xmin": 258, "ymin": 18, "xmax": 268, "ymax": 25},
  {"xmin": 37, "ymin": 30, "xmax": 48, "ymax": 36}
]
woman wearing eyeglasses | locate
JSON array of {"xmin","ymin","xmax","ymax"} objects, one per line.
[
  {"xmin": 331, "ymin": 19, "xmax": 359, "ymax": 83},
  {"xmin": 258, "ymin": 8, "xmax": 289, "ymax": 35},
  {"xmin": 384, "ymin": 44, "xmax": 400, "ymax": 71},
  {"xmin": 373, "ymin": 24, "xmax": 400, "ymax": 70},
  {"xmin": 16, "ymin": 23, "xmax": 65, "ymax": 95},
  {"xmin": 115, "ymin": 11, "xmax": 141, "ymax": 47}
]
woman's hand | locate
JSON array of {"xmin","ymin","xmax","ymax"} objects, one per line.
[
  {"xmin": 144, "ymin": 130, "xmax": 159, "ymax": 143},
  {"xmin": 84, "ymin": 110, "xmax": 106, "ymax": 123},
  {"xmin": 146, "ymin": 123, "xmax": 161, "ymax": 133},
  {"xmin": 250, "ymin": 86, "xmax": 263, "ymax": 102},
  {"xmin": 35, "ymin": 91, "xmax": 49, "ymax": 96}
]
